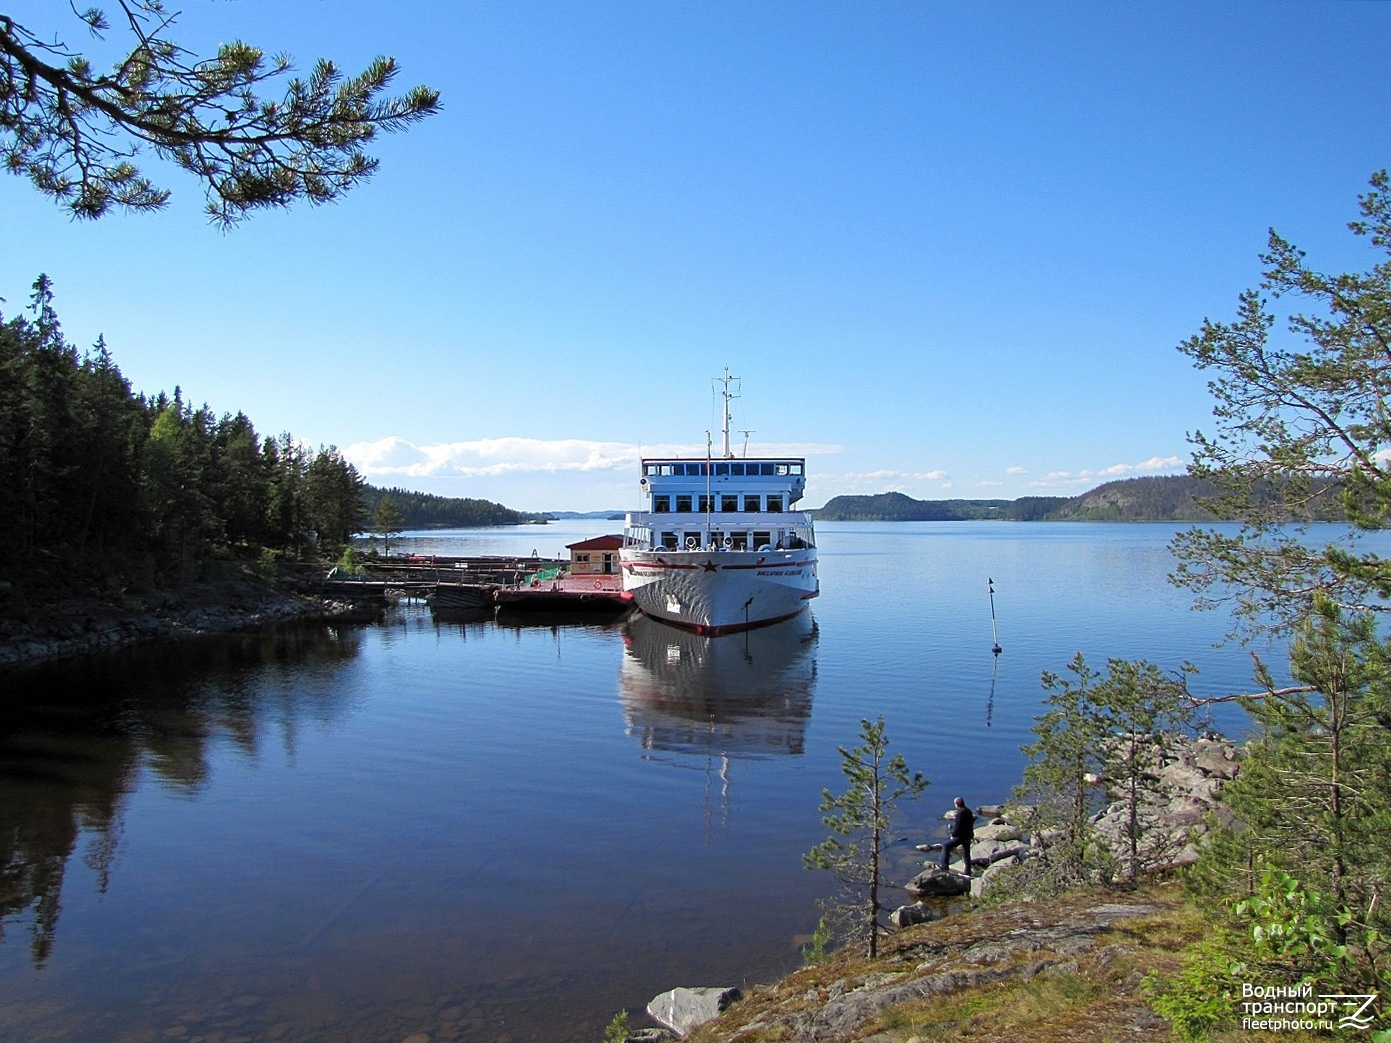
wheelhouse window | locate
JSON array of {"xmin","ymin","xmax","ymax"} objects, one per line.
[
  {"xmin": 675, "ymin": 494, "xmax": 693, "ymax": 513},
  {"xmin": 652, "ymin": 494, "xmax": 671, "ymax": 513},
  {"xmin": 767, "ymin": 495, "xmax": 783, "ymax": 513},
  {"xmin": 743, "ymin": 495, "xmax": 761, "ymax": 512},
  {"xmin": 720, "ymin": 494, "xmax": 739, "ymax": 512},
  {"xmin": 698, "ymin": 495, "xmax": 713, "ymax": 513}
]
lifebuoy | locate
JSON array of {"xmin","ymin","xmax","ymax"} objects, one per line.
[{"xmin": 593, "ymin": 580, "xmax": 602, "ymax": 588}]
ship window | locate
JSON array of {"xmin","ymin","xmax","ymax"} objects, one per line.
[
  {"xmin": 660, "ymin": 464, "xmax": 675, "ymax": 476},
  {"xmin": 714, "ymin": 463, "xmax": 729, "ymax": 476},
  {"xmin": 653, "ymin": 495, "xmax": 670, "ymax": 513},
  {"xmin": 660, "ymin": 531, "xmax": 678, "ymax": 549},
  {"xmin": 698, "ymin": 495, "xmax": 713, "ymax": 513},
  {"xmin": 684, "ymin": 531, "xmax": 701, "ymax": 548},
  {"xmin": 721, "ymin": 495, "xmax": 738, "ymax": 512},
  {"xmin": 743, "ymin": 495, "xmax": 761, "ymax": 512},
  {"xmin": 776, "ymin": 463, "xmax": 789, "ymax": 476},
  {"xmin": 791, "ymin": 463, "xmax": 803, "ymax": 475},
  {"xmin": 731, "ymin": 532, "xmax": 748, "ymax": 550},
  {"xmin": 762, "ymin": 463, "xmax": 776, "ymax": 475},
  {"xmin": 710, "ymin": 530, "xmax": 723, "ymax": 547},
  {"xmin": 730, "ymin": 463, "xmax": 745, "ymax": 475},
  {"xmin": 754, "ymin": 531, "xmax": 772, "ymax": 550},
  {"xmin": 767, "ymin": 495, "xmax": 783, "ymax": 513},
  {"xmin": 675, "ymin": 495, "xmax": 693, "ymax": 513}
]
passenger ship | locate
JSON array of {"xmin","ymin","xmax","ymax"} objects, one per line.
[{"xmin": 620, "ymin": 372, "xmax": 819, "ymax": 633}]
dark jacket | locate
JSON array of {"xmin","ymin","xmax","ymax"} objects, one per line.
[{"xmin": 950, "ymin": 805, "xmax": 975, "ymax": 841}]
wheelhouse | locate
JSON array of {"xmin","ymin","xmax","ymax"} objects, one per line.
[{"xmin": 625, "ymin": 456, "xmax": 814, "ymax": 552}]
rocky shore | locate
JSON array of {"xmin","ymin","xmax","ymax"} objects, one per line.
[
  {"xmin": 632, "ymin": 732, "xmax": 1242, "ymax": 1041},
  {"xmin": 0, "ymin": 575, "xmax": 381, "ymax": 670}
]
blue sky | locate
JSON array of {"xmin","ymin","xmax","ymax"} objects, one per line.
[{"xmin": 4, "ymin": 1, "xmax": 1389, "ymax": 512}]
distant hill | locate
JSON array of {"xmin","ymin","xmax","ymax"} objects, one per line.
[
  {"xmin": 363, "ymin": 486, "xmax": 548, "ymax": 529},
  {"xmin": 1044, "ymin": 475, "xmax": 1219, "ymax": 521},
  {"xmin": 815, "ymin": 476, "xmax": 1227, "ymax": 523},
  {"xmin": 814, "ymin": 491, "xmax": 1014, "ymax": 521}
]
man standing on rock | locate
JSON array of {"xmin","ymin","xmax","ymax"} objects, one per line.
[{"xmin": 940, "ymin": 797, "xmax": 975, "ymax": 876}]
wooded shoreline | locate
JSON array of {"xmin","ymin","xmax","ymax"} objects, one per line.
[{"xmin": 0, "ymin": 573, "xmax": 379, "ymax": 671}]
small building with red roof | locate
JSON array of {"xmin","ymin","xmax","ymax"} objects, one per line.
[{"xmin": 566, "ymin": 535, "xmax": 624, "ymax": 575}]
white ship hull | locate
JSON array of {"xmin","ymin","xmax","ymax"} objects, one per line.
[{"xmin": 620, "ymin": 546, "xmax": 818, "ymax": 634}]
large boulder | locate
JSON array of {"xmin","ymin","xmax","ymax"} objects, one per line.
[
  {"xmin": 905, "ymin": 868, "xmax": 971, "ymax": 897},
  {"xmin": 1193, "ymin": 737, "xmax": 1242, "ymax": 779},
  {"xmin": 647, "ymin": 986, "xmax": 742, "ymax": 1035},
  {"xmin": 889, "ymin": 901, "xmax": 937, "ymax": 929}
]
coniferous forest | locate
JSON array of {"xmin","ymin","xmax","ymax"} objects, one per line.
[{"xmin": 2, "ymin": 276, "xmax": 376, "ymax": 596}]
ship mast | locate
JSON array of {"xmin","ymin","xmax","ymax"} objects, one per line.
[{"xmin": 718, "ymin": 367, "xmax": 739, "ymax": 459}]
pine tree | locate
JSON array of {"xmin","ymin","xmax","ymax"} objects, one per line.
[
  {"xmin": 373, "ymin": 494, "xmax": 406, "ymax": 556},
  {"xmin": 1218, "ymin": 596, "xmax": 1391, "ymax": 989},
  {"xmin": 1, "ymin": 6, "xmax": 440, "ymax": 225},
  {"xmin": 804, "ymin": 716, "xmax": 928, "ymax": 958},
  {"xmin": 1016, "ymin": 653, "xmax": 1108, "ymax": 882},
  {"xmin": 1171, "ymin": 170, "xmax": 1391, "ymax": 636}
]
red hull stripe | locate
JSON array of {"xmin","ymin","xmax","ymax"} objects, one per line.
[
  {"xmin": 625, "ymin": 559, "xmax": 813, "ymax": 572},
  {"xmin": 637, "ymin": 606, "xmax": 806, "ymax": 636}
]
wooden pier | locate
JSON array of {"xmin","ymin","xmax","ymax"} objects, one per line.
[
  {"xmin": 494, "ymin": 572, "xmax": 630, "ymax": 614},
  {"xmin": 320, "ymin": 556, "xmax": 632, "ymax": 618}
]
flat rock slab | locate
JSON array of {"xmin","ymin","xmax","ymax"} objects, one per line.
[{"xmin": 648, "ymin": 986, "xmax": 742, "ymax": 1035}]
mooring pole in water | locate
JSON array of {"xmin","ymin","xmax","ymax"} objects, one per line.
[{"xmin": 988, "ymin": 577, "xmax": 1002, "ymax": 655}]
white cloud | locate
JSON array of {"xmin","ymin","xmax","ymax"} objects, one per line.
[
  {"xmin": 1028, "ymin": 455, "xmax": 1185, "ymax": 491},
  {"xmin": 344, "ymin": 436, "xmax": 639, "ymax": 479},
  {"xmin": 344, "ymin": 435, "xmax": 847, "ymax": 482},
  {"xmin": 1006, "ymin": 466, "xmax": 1028, "ymax": 476}
]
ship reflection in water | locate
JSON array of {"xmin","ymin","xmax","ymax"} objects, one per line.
[{"xmin": 618, "ymin": 611, "xmax": 818, "ymax": 759}]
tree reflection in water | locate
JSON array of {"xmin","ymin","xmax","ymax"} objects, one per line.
[{"xmin": 0, "ymin": 624, "xmax": 363, "ymax": 967}]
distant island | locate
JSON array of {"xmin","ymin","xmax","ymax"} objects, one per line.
[
  {"xmin": 363, "ymin": 486, "xmax": 550, "ymax": 529},
  {"xmin": 814, "ymin": 475, "xmax": 1224, "ymax": 523}
]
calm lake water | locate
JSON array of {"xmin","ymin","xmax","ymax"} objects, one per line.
[{"xmin": 0, "ymin": 521, "xmax": 1357, "ymax": 1042}]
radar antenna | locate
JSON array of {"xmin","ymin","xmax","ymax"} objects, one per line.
[{"xmin": 716, "ymin": 367, "xmax": 740, "ymax": 459}]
